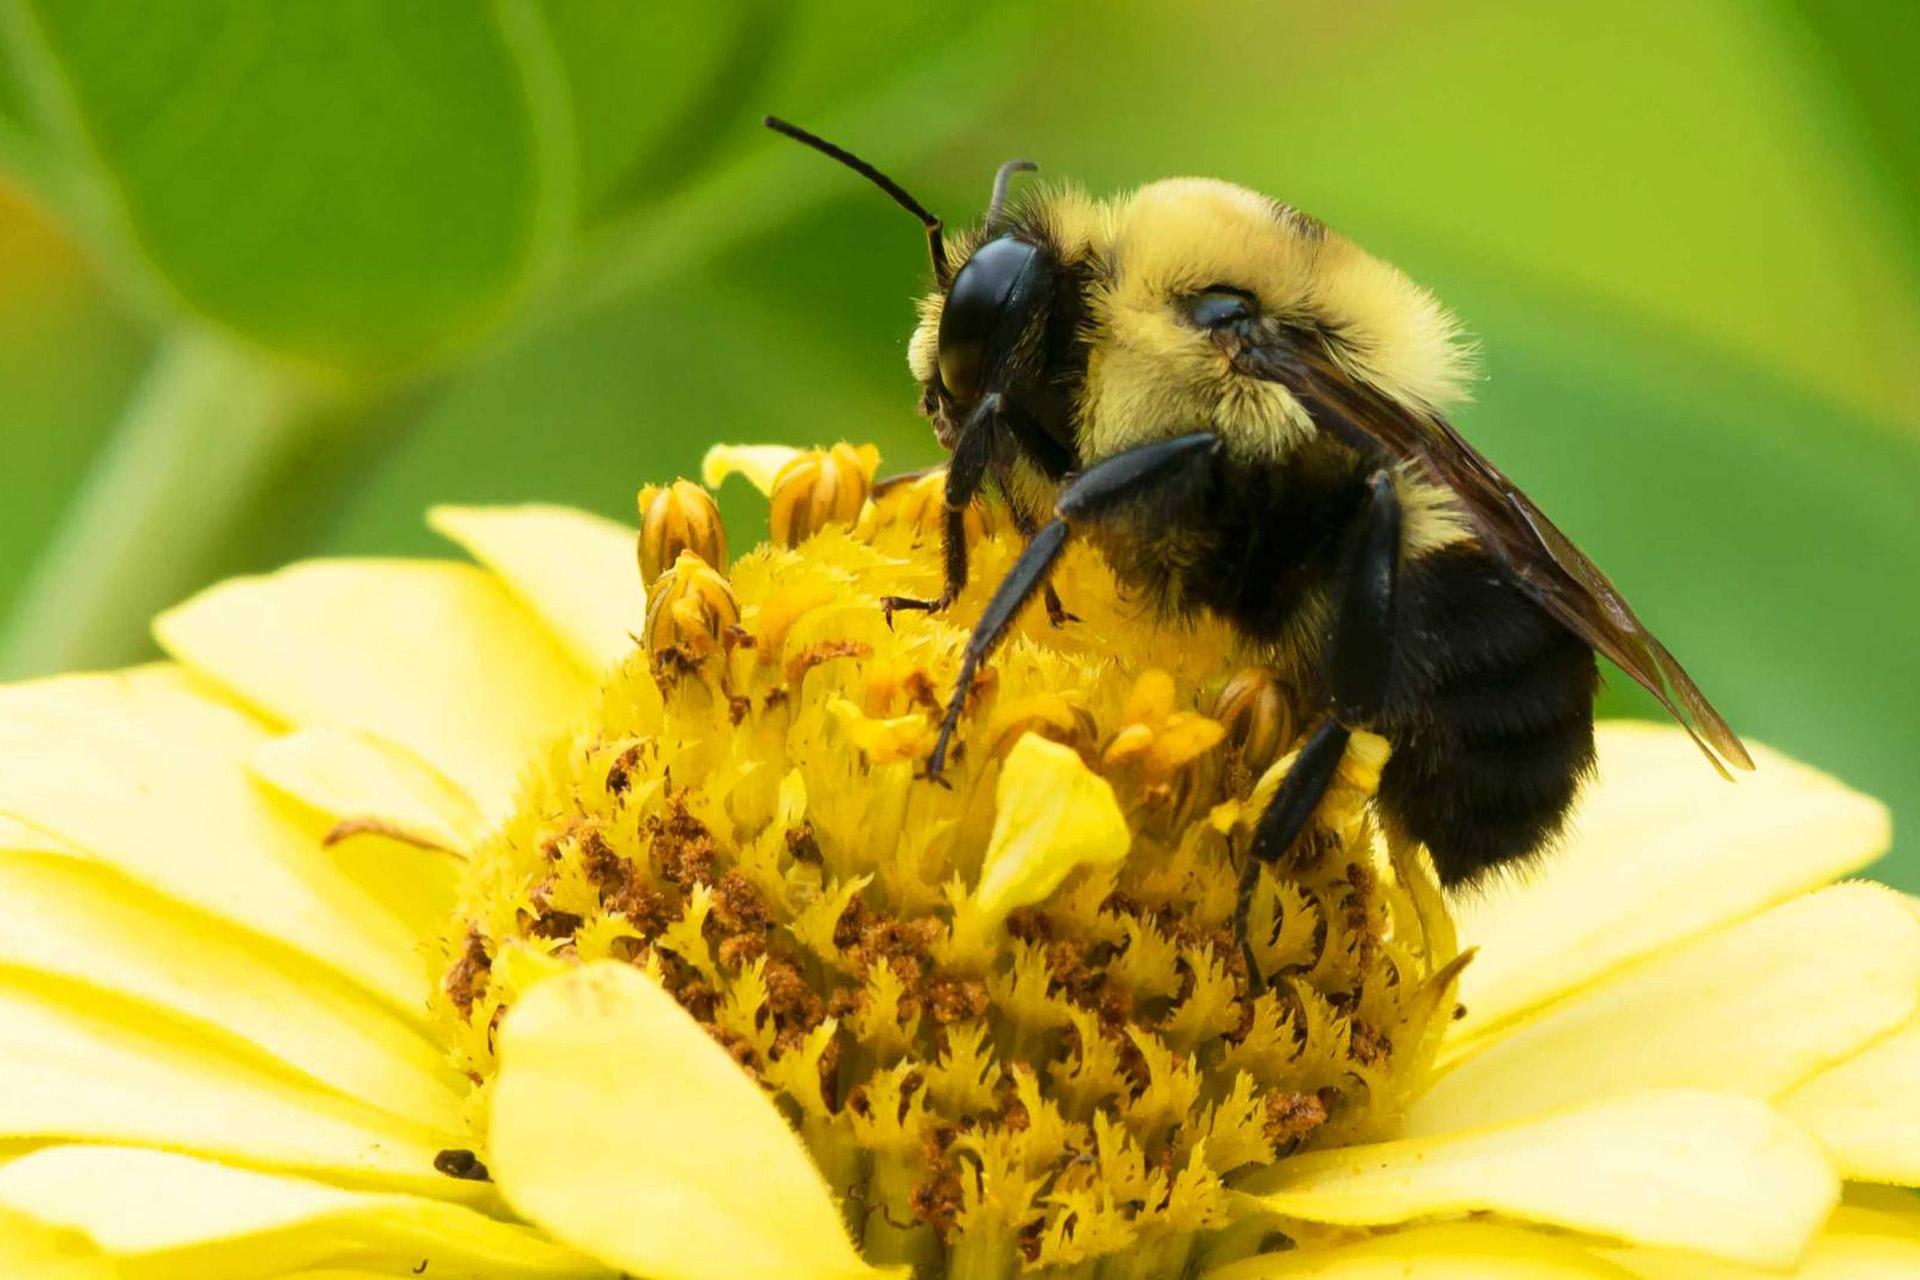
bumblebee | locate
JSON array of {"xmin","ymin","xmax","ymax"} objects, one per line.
[{"xmin": 765, "ymin": 118, "xmax": 1751, "ymax": 964}]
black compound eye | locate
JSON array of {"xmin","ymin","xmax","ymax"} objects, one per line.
[
  {"xmin": 938, "ymin": 235, "xmax": 1042, "ymax": 403},
  {"xmin": 1187, "ymin": 286, "xmax": 1257, "ymax": 330}
]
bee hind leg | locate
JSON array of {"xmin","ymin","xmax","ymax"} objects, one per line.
[
  {"xmin": 924, "ymin": 431, "xmax": 1219, "ymax": 782},
  {"xmin": 1237, "ymin": 469, "xmax": 1401, "ymax": 990}
]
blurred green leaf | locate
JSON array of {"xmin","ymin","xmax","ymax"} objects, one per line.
[
  {"xmin": 0, "ymin": 46, "xmax": 25, "ymax": 134},
  {"xmin": 321, "ymin": 224, "xmax": 934, "ymax": 562},
  {"xmin": 1783, "ymin": 0, "xmax": 1920, "ymax": 286},
  {"xmin": 0, "ymin": 203, "xmax": 149, "ymax": 613},
  {"xmin": 2, "ymin": 0, "xmax": 554, "ymax": 371},
  {"xmin": 0, "ymin": 58, "xmax": 51, "ymax": 201},
  {"xmin": 540, "ymin": 0, "xmax": 1037, "ymax": 322},
  {"xmin": 0, "ymin": 24, "xmax": 31, "ymax": 138},
  {"xmin": 758, "ymin": 2, "xmax": 986, "ymax": 112},
  {"xmin": 538, "ymin": 0, "xmax": 770, "ymax": 224}
]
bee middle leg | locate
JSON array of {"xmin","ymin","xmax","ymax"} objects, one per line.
[
  {"xmin": 1007, "ymin": 500, "xmax": 1077, "ymax": 628},
  {"xmin": 1236, "ymin": 469, "xmax": 1401, "ymax": 988},
  {"xmin": 925, "ymin": 431, "xmax": 1218, "ymax": 782}
]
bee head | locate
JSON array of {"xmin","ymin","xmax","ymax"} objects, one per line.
[
  {"xmin": 919, "ymin": 217, "xmax": 1086, "ymax": 480},
  {"xmin": 933, "ymin": 234, "xmax": 1045, "ymax": 412},
  {"xmin": 764, "ymin": 117, "xmax": 1083, "ymax": 484}
]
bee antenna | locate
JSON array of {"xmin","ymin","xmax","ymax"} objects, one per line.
[
  {"xmin": 985, "ymin": 159, "xmax": 1038, "ymax": 230},
  {"xmin": 763, "ymin": 115, "xmax": 948, "ymax": 280}
]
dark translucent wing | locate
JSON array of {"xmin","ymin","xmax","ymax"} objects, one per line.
[{"xmin": 1244, "ymin": 340, "xmax": 1753, "ymax": 777}]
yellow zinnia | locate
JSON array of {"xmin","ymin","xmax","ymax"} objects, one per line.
[{"xmin": 0, "ymin": 442, "xmax": 1914, "ymax": 1279}]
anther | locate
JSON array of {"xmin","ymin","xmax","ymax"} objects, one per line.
[{"xmin": 643, "ymin": 550, "xmax": 740, "ymax": 657}]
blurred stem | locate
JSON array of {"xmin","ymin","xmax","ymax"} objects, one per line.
[{"xmin": 0, "ymin": 330, "xmax": 348, "ymax": 677}]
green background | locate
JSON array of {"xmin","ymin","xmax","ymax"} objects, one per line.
[{"xmin": 2, "ymin": 1, "xmax": 1916, "ymax": 887}]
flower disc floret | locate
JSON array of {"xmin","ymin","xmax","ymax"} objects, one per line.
[{"xmin": 440, "ymin": 456, "xmax": 1459, "ymax": 1275}]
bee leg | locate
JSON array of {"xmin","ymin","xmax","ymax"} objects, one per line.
[
  {"xmin": 1008, "ymin": 500, "xmax": 1078, "ymax": 627},
  {"xmin": 881, "ymin": 505, "xmax": 971, "ymax": 628},
  {"xmin": 1238, "ymin": 470, "xmax": 1401, "ymax": 988},
  {"xmin": 926, "ymin": 432, "xmax": 1218, "ymax": 782},
  {"xmin": 1234, "ymin": 721, "xmax": 1350, "ymax": 987},
  {"xmin": 1043, "ymin": 585, "xmax": 1077, "ymax": 629},
  {"xmin": 881, "ymin": 395, "xmax": 999, "ymax": 625}
]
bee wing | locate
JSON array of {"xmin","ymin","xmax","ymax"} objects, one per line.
[{"xmin": 1246, "ymin": 340, "xmax": 1754, "ymax": 777}]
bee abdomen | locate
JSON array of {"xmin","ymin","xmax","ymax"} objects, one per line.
[{"xmin": 1378, "ymin": 549, "xmax": 1599, "ymax": 887}]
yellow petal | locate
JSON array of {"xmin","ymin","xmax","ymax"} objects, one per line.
[
  {"xmin": 0, "ymin": 983, "xmax": 467, "ymax": 1197},
  {"xmin": 430, "ymin": 504, "xmax": 644, "ymax": 676},
  {"xmin": 1146, "ymin": 714, "xmax": 1227, "ymax": 774},
  {"xmin": 1815, "ymin": 1192, "xmax": 1920, "ymax": 1274},
  {"xmin": 702, "ymin": 443, "xmax": 804, "ymax": 494},
  {"xmin": 1205, "ymin": 1221, "xmax": 1635, "ymax": 1279},
  {"xmin": 250, "ymin": 726, "xmax": 483, "ymax": 852},
  {"xmin": 1454, "ymin": 723, "xmax": 1889, "ymax": 1042},
  {"xmin": 155, "ymin": 560, "xmax": 594, "ymax": 822},
  {"xmin": 830, "ymin": 698, "xmax": 937, "ymax": 764},
  {"xmin": 0, "ymin": 812, "xmax": 81, "ymax": 857},
  {"xmin": 0, "ymin": 852, "xmax": 462, "ymax": 1130},
  {"xmin": 1411, "ymin": 884, "xmax": 1920, "ymax": 1134},
  {"xmin": 322, "ymin": 829, "xmax": 464, "ymax": 943},
  {"xmin": 247, "ymin": 729, "xmax": 468, "ymax": 941},
  {"xmin": 489, "ymin": 962, "xmax": 895, "ymax": 1280},
  {"xmin": 1245, "ymin": 1090, "xmax": 1836, "ymax": 1268},
  {"xmin": 0, "ymin": 1145, "xmax": 603, "ymax": 1279},
  {"xmin": 1608, "ymin": 1193, "xmax": 1920, "ymax": 1279},
  {"xmin": 0, "ymin": 667, "xmax": 420, "ymax": 1013},
  {"xmin": 1782, "ymin": 1016, "xmax": 1920, "ymax": 1184},
  {"xmin": 0, "ymin": 1207, "xmax": 111, "ymax": 1279},
  {"xmin": 974, "ymin": 733, "xmax": 1131, "ymax": 923}
]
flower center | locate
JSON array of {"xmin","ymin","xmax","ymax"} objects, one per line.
[{"xmin": 438, "ymin": 465, "xmax": 1459, "ymax": 1277}]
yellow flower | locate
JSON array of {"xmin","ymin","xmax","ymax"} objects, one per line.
[{"xmin": 0, "ymin": 445, "xmax": 1913, "ymax": 1280}]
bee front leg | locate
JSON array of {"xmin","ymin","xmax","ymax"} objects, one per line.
[
  {"xmin": 925, "ymin": 431, "xmax": 1218, "ymax": 783},
  {"xmin": 881, "ymin": 504, "xmax": 971, "ymax": 628},
  {"xmin": 1236, "ymin": 469, "xmax": 1401, "ymax": 988},
  {"xmin": 881, "ymin": 394, "xmax": 999, "ymax": 625}
]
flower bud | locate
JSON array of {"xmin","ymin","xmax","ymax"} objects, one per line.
[
  {"xmin": 769, "ymin": 443, "xmax": 878, "ymax": 548},
  {"xmin": 1212, "ymin": 665, "xmax": 1295, "ymax": 778},
  {"xmin": 643, "ymin": 550, "xmax": 739, "ymax": 657},
  {"xmin": 637, "ymin": 480, "xmax": 727, "ymax": 586}
]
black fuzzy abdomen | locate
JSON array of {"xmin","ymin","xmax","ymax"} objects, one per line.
[
  {"xmin": 1100, "ymin": 446, "xmax": 1597, "ymax": 885},
  {"xmin": 1377, "ymin": 547, "xmax": 1599, "ymax": 887}
]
